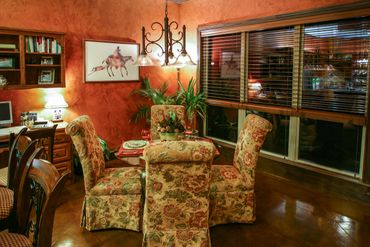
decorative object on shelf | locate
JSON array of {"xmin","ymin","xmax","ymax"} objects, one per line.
[
  {"xmin": 38, "ymin": 69, "xmax": 55, "ymax": 84},
  {"xmin": 158, "ymin": 111, "xmax": 185, "ymax": 141},
  {"xmin": 45, "ymin": 94, "xmax": 68, "ymax": 122},
  {"xmin": 0, "ymin": 57, "xmax": 15, "ymax": 68},
  {"xmin": 84, "ymin": 40, "xmax": 139, "ymax": 82},
  {"xmin": 0, "ymin": 75, "xmax": 7, "ymax": 86},
  {"xmin": 134, "ymin": 0, "xmax": 196, "ymax": 67},
  {"xmin": 41, "ymin": 56, "xmax": 53, "ymax": 64}
]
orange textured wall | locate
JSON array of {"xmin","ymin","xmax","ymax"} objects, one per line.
[
  {"xmin": 0, "ymin": 0, "xmax": 359, "ymax": 147},
  {"xmin": 0, "ymin": 0, "xmax": 181, "ymax": 147}
]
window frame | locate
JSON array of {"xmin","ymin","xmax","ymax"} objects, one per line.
[{"xmin": 199, "ymin": 2, "xmax": 370, "ymax": 182}]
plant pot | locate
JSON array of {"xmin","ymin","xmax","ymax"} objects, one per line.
[{"xmin": 159, "ymin": 132, "xmax": 184, "ymax": 141}]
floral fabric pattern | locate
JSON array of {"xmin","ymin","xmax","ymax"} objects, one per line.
[
  {"xmin": 90, "ymin": 167, "xmax": 143, "ymax": 196},
  {"xmin": 209, "ymin": 114, "xmax": 272, "ymax": 227},
  {"xmin": 65, "ymin": 115, "xmax": 105, "ymax": 192},
  {"xmin": 83, "ymin": 194, "xmax": 142, "ymax": 231},
  {"xmin": 210, "ymin": 165, "xmax": 251, "ymax": 192},
  {"xmin": 151, "ymin": 105, "xmax": 186, "ymax": 140},
  {"xmin": 143, "ymin": 141, "xmax": 214, "ymax": 246},
  {"xmin": 66, "ymin": 115, "xmax": 143, "ymax": 231}
]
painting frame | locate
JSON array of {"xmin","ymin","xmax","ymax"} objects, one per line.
[
  {"xmin": 83, "ymin": 39, "xmax": 140, "ymax": 83},
  {"xmin": 220, "ymin": 51, "xmax": 240, "ymax": 78}
]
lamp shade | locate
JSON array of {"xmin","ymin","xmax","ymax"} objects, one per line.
[
  {"xmin": 45, "ymin": 94, "xmax": 68, "ymax": 109},
  {"xmin": 172, "ymin": 51, "xmax": 197, "ymax": 68},
  {"xmin": 133, "ymin": 53, "xmax": 155, "ymax": 66}
]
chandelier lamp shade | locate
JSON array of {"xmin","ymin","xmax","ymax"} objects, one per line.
[{"xmin": 134, "ymin": 0, "xmax": 196, "ymax": 67}]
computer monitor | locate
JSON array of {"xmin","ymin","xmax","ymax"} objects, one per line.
[{"xmin": 0, "ymin": 101, "xmax": 13, "ymax": 126}]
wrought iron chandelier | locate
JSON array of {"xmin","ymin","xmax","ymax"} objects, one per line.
[{"xmin": 134, "ymin": 0, "xmax": 196, "ymax": 67}]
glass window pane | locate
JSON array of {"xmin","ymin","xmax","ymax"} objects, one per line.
[
  {"xmin": 302, "ymin": 17, "xmax": 369, "ymax": 115},
  {"xmin": 248, "ymin": 27, "xmax": 294, "ymax": 106},
  {"xmin": 206, "ymin": 106, "xmax": 238, "ymax": 142},
  {"xmin": 200, "ymin": 34, "xmax": 241, "ymax": 102},
  {"xmin": 299, "ymin": 118, "xmax": 362, "ymax": 173},
  {"xmin": 246, "ymin": 111, "xmax": 289, "ymax": 156}
]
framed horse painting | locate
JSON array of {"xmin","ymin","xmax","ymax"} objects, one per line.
[{"xmin": 83, "ymin": 40, "xmax": 139, "ymax": 82}]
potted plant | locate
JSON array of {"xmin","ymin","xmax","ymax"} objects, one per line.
[
  {"xmin": 131, "ymin": 78, "xmax": 176, "ymax": 123},
  {"xmin": 176, "ymin": 78, "xmax": 206, "ymax": 133},
  {"xmin": 157, "ymin": 111, "xmax": 185, "ymax": 141}
]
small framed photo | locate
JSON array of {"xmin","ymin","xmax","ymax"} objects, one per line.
[
  {"xmin": 0, "ymin": 57, "xmax": 15, "ymax": 68},
  {"xmin": 38, "ymin": 69, "xmax": 55, "ymax": 84},
  {"xmin": 40, "ymin": 56, "xmax": 54, "ymax": 65}
]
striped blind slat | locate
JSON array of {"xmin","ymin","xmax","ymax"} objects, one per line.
[
  {"xmin": 247, "ymin": 27, "xmax": 295, "ymax": 107},
  {"xmin": 302, "ymin": 17, "xmax": 370, "ymax": 115},
  {"xmin": 200, "ymin": 33, "xmax": 242, "ymax": 102}
]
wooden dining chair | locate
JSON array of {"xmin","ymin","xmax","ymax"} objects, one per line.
[
  {"xmin": 0, "ymin": 147, "xmax": 69, "ymax": 247},
  {"xmin": 0, "ymin": 128, "xmax": 36, "ymax": 231},
  {"xmin": 24, "ymin": 124, "xmax": 57, "ymax": 163},
  {"xmin": 143, "ymin": 140, "xmax": 215, "ymax": 246}
]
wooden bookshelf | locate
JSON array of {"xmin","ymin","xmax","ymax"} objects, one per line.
[{"xmin": 0, "ymin": 27, "xmax": 65, "ymax": 90}]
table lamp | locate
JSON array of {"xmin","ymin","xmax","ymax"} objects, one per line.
[{"xmin": 45, "ymin": 94, "xmax": 68, "ymax": 122}]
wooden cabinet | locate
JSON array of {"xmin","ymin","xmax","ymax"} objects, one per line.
[
  {"xmin": 53, "ymin": 128, "xmax": 72, "ymax": 175},
  {"xmin": 0, "ymin": 125, "xmax": 72, "ymax": 176},
  {"xmin": 0, "ymin": 27, "xmax": 65, "ymax": 89}
]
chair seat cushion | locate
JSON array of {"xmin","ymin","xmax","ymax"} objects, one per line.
[
  {"xmin": 0, "ymin": 167, "xmax": 7, "ymax": 186},
  {"xmin": 89, "ymin": 167, "xmax": 143, "ymax": 196},
  {"xmin": 0, "ymin": 232, "xmax": 32, "ymax": 247},
  {"xmin": 0, "ymin": 187, "xmax": 13, "ymax": 220},
  {"xmin": 210, "ymin": 165, "xmax": 252, "ymax": 192}
]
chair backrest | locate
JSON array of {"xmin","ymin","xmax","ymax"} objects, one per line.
[
  {"xmin": 5, "ymin": 137, "xmax": 37, "ymax": 232},
  {"xmin": 24, "ymin": 124, "xmax": 57, "ymax": 163},
  {"xmin": 150, "ymin": 105, "xmax": 186, "ymax": 140},
  {"xmin": 233, "ymin": 114, "xmax": 272, "ymax": 186},
  {"xmin": 16, "ymin": 147, "xmax": 69, "ymax": 247},
  {"xmin": 7, "ymin": 127, "xmax": 31, "ymax": 190},
  {"xmin": 65, "ymin": 115, "xmax": 105, "ymax": 192},
  {"xmin": 143, "ymin": 141, "xmax": 214, "ymax": 245}
]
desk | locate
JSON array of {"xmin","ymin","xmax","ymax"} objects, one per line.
[{"xmin": 0, "ymin": 122, "xmax": 72, "ymax": 175}]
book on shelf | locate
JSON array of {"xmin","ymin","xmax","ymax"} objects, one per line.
[
  {"xmin": 0, "ymin": 43, "xmax": 16, "ymax": 49},
  {"xmin": 25, "ymin": 36, "xmax": 62, "ymax": 54}
]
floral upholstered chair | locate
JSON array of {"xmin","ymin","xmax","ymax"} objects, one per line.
[
  {"xmin": 65, "ymin": 115, "xmax": 143, "ymax": 231},
  {"xmin": 209, "ymin": 114, "xmax": 272, "ymax": 226},
  {"xmin": 143, "ymin": 141, "xmax": 215, "ymax": 247},
  {"xmin": 150, "ymin": 105, "xmax": 186, "ymax": 140}
]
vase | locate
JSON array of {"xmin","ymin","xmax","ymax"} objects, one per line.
[{"xmin": 159, "ymin": 132, "xmax": 184, "ymax": 141}]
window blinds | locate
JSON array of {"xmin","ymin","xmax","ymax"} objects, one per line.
[
  {"xmin": 247, "ymin": 27, "xmax": 295, "ymax": 107},
  {"xmin": 200, "ymin": 33, "xmax": 242, "ymax": 102},
  {"xmin": 302, "ymin": 17, "xmax": 369, "ymax": 115}
]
